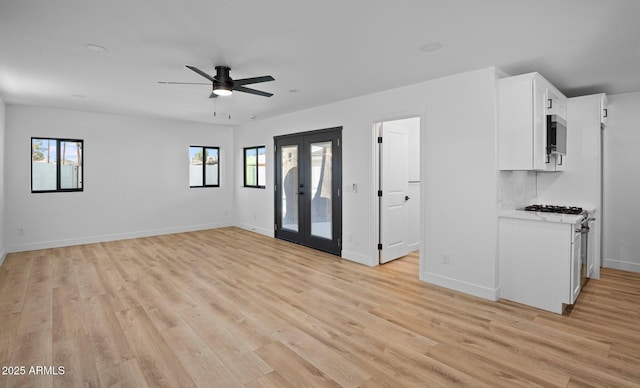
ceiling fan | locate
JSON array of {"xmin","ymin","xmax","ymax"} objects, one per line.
[{"xmin": 159, "ymin": 65, "xmax": 275, "ymax": 98}]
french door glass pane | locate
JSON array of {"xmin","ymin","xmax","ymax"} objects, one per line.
[
  {"xmin": 310, "ymin": 141, "xmax": 332, "ymax": 239},
  {"xmin": 281, "ymin": 145, "xmax": 298, "ymax": 232}
]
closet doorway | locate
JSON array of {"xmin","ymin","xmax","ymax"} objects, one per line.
[{"xmin": 274, "ymin": 127, "xmax": 342, "ymax": 255}]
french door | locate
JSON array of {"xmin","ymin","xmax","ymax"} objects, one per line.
[{"xmin": 274, "ymin": 127, "xmax": 342, "ymax": 255}]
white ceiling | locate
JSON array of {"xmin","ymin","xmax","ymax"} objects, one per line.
[{"xmin": 1, "ymin": 0, "xmax": 639, "ymax": 126}]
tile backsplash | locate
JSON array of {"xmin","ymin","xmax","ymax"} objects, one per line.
[{"xmin": 498, "ymin": 170, "xmax": 537, "ymax": 211}]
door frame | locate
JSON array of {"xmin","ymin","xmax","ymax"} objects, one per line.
[
  {"xmin": 371, "ymin": 112, "xmax": 425, "ymax": 268},
  {"xmin": 274, "ymin": 127, "xmax": 342, "ymax": 256}
]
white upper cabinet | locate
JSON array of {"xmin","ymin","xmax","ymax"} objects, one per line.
[{"xmin": 499, "ymin": 72, "xmax": 567, "ymax": 171}]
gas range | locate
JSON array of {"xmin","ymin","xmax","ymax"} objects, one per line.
[{"xmin": 524, "ymin": 204, "xmax": 585, "ymax": 215}]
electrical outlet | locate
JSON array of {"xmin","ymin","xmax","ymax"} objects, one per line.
[{"xmin": 442, "ymin": 253, "xmax": 450, "ymax": 264}]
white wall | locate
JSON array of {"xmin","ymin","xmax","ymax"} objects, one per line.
[
  {"xmin": 602, "ymin": 92, "xmax": 640, "ymax": 272},
  {"xmin": 422, "ymin": 69, "xmax": 499, "ymax": 299},
  {"xmin": 5, "ymin": 105, "xmax": 235, "ymax": 252},
  {"xmin": 235, "ymin": 67, "xmax": 501, "ymax": 300},
  {"xmin": 0, "ymin": 97, "xmax": 6, "ymax": 265}
]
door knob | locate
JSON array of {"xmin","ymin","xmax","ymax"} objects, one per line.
[{"xmin": 405, "ymin": 196, "xmax": 410, "ymax": 201}]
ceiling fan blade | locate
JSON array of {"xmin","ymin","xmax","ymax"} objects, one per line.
[
  {"xmin": 185, "ymin": 65, "xmax": 216, "ymax": 82},
  {"xmin": 233, "ymin": 75, "xmax": 275, "ymax": 86},
  {"xmin": 234, "ymin": 85, "xmax": 273, "ymax": 97},
  {"xmin": 209, "ymin": 91, "xmax": 218, "ymax": 99},
  {"xmin": 158, "ymin": 81, "xmax": 211, "ymax": 85}
]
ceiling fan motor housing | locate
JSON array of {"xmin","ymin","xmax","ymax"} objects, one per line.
[{"xmin": 215, "ymin": 66, "xmax": 233, "ymax": 88}]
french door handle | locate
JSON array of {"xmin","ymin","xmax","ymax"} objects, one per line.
[{"xmin": 297, "ymin": 191, "xmax": 304, "ymax": 195}]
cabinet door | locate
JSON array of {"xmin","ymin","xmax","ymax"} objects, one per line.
[
  {"xmin": 545, "ymin": 90, "xmax": 567, "ymax": 172},
  {"xmin": 542, "ymin": 153, "xmax": 567, "ymax": 172},
  {"xmin": 557, "ymin": 99, "xmax": 567, "ymax": 120},
  {"xmin": 547, "ymin": 91, "xmax": 567, "ymax": 120},
  {"xmin": 570, "ymin": 232, "xmax": 582, "ymax": 304},
  {"xmin": 532, "ymin": 79, "xmax": 549, "ymax": 170},
  {"xmin": 555, "ymin": 154, "xmax": 567, "ymax": 171},
  {"xmin": 543, "ymin": 154, "xmax": 557, "ymax": 172},
  {"xmin": 498, "ymin": 77, "xmax": 535, "ymax": 170},
  {"xmin": 600, "ymin": 95, "xmax": 608, "ymax": 127},
  {"xmin": 587, "ymin": 220, "xmax": 596, "ymax": 277}
]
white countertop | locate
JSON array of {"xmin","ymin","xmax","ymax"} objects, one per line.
[{"xmin": 499, "ymin": 210, "xmax": 584, "ymax": 225}]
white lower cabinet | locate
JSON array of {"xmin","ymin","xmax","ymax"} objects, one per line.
[{"xmin": 499, "ymin": 212, "xmax": 582, "ymax": 314}]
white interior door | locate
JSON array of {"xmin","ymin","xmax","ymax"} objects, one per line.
[{"xmin": 380, "ymin": 123, "xmax": 410, "ymax": 263}]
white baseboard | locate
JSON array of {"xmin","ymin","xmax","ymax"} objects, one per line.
[
  {"xmin": 407, "ymin": 242, "xmax": 420, "ymax": 252},
  {"xmin": 7, "ymin": 222, "xmax": 233, "ymax": 253},
  {"xmin": 603, "ymin": 258, "xmax": 640, "ymax": 273},
  {"xmin": 420, "ymin": 271, "xmax": 499, "ymax": 301},
  {"xmin": 0, "ymin": 248, "xmax": 6, "ymax": 267},
  {"xmin": 233, "ymin": 223, "xmax": 274, "ymax": 238},
  {"xmin": 341, "ymin": 250, "xmax": 375, "ymax": 266}
]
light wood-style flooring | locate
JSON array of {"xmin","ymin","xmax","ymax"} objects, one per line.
[{"xmin": 0, "ymin": 227, "xmax": 639, "ymax": 387}]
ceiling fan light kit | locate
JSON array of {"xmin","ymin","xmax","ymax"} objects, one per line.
[{"xmin": 213, "ymin": 84, "xmax": 233, "ymax": 96}]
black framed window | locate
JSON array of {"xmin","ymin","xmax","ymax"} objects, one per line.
[
  {"xmin": 189, "ymin": 146, "xmax": 220, "ymax": 187},
  {"xmin": 31, "ymin": 137, "xmax": 83, "ymax": 193},
  {"xmin": 244, "ymin": 146, "xmax": 266, "ymax": 188}
]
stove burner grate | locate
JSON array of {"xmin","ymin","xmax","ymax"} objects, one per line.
[{"xmin": 524, "ymin": 205, "xmax": 584, "ymax": 215}]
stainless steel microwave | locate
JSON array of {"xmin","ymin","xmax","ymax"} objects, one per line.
[{"xmin": 547, "ymin": 114, "xmax": 567, "ymax": 155}]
